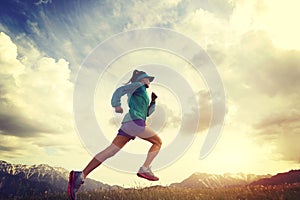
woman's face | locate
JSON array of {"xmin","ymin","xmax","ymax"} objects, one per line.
[{"xmin": 140, "ymin": 77, "xmax": 150, "ymax": 88}]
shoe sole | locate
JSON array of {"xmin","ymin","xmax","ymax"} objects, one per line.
[
  {"xmin": 137, "ymin": 172, "xmax": 159, "ymax": 181},
  {"xmin": 68, "ymin": 171, "xmax": 75, "ymax": 200}
]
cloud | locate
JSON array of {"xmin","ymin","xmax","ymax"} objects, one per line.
[
  {"xmin": 223, "ymin": 30, "xmax": 300, "ymax": 163},
  {"xmin": 0, "ymin": 32, "xmax": 24, "ymax": 74},
  {"xmin": 177, "ymin": 0, "xmax": 235, "ymax": 19},
  {"xmin": 0, "ymin": 144, "xmax": 16, "ymax": 153},
  {"xmin": 166, "ymin": 89, "xmax": 212, "ymax": 135},
  {"xmin": 34, "ymin": 0, "xmax": 52, "ymax": 6},
  {"xmin": 253, "ymin": 110, "xmax": 300, "ymax": 162},
  {"xmin": 230, "ymin": 31, "xmax": 300, "ymax": 97},
  {"xmin": 177, "ymin": 88, "xmax": 228, "ymax": 137},
  {"xmin": 0, "ymin": 32, "xmax": 86, "ymax": 167},
  {"xmin": 195, "ymin": 4, "xmax": 300, "ymax": 163},
  {"xmin": 254, "ymin": 111, "xmax": 300, "ymax": 131},
  {"xmin": 0, "ymin": 109, "xmax": 50, "ymax": 137},
  {"xmin": 210, "ymin": 29, "xmax": 300, "ymax": 163},
  {"xmin": 0, "ymin": 32, "xmax": 73, "ymax": 138},
  {"xmin": 229, "ymin": 0, "xmax": 300, "ymax": 49},
  {"xmin": 122, "ymin": 0, "xmax": 180, "ymax": 29}
]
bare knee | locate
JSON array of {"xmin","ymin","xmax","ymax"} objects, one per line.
[{"xmin": 154, "ymin": 137, "xmax": 162, "ymax": 148}]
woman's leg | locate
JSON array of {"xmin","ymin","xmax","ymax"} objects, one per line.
[
  {"xmin": 138, "ymin": 127, "xmax": 162, "ymax": 168},
  {"xmin": 82, "ymin": 135, "xmax": 131, "ymax": 178}
]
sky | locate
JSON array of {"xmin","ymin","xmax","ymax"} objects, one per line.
[{"xmin": 0, "ymin": 0, "xmax": 300, "ymax": 187}]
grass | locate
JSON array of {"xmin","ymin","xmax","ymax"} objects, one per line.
[{"xmin": 4, "ymin": 183, "xmax": 300, "ymax": 200}]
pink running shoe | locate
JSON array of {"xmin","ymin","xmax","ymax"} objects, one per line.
[
  {"xmin": 137, "ymin": 166, "xmax": 159, "ymax": 181},
  {"xmin": 68, "ymin": 171, "xmax": 84, "ymax": 200}
]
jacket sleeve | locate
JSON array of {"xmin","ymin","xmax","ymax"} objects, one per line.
[
  {"xmin": 147, "ymin": 101, "xmax": 156, "ymax": 116},
  {"xmin": 111, "ymin": 82, "xmax": 142, "ymax": 107}
]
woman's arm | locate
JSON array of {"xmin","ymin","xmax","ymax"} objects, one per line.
[{"xmin": 111, "ymin": 82, "xmax": 143, "ymax": 108}]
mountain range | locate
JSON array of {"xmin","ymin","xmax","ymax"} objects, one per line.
[
  {"xmin": 0, "ymin": 160, "xmax": 117, "ymax": 198},
  {"xmin": 250, "ymin": 169, "xmax": 300, "ymax": 186},
  {"xmin": 171, "ymin": 170, "xmax": 300, "ymax": 189},
  {"xmin": 171, "ymin": 172, "xmax": 270, "ymax": 188},
  {"xmin": 0, "ymin": 160, "xmax": 299, "ymax": 198}
]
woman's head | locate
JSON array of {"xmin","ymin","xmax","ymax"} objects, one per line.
[{"xmin": 126, "ymin": 70, "xmax": 154, "ymax": 87}]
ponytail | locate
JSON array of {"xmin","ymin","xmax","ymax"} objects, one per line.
[{"xmin": 124, "ymin": 69, "xmax": 141, "ymax": 85}]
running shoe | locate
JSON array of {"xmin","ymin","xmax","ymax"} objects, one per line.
[
  {"xmin": 137, "ymin": 166, "xmax": 159, "ymax": 181},
  {"xmin": 68, "ymin": 171, "xmax": 84, "ymax": 200}
]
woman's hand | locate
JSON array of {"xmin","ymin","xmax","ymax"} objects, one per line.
[
  {"xmin": 115, "ymin": 106, "xmax": 123, "ymax": 114},
  {"xmin": 151, "ymin": 92, "xmax": 158, "ymax": 102}
]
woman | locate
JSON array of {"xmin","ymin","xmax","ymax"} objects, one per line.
[{"xmin": 68, "ymin": 70, "xmax": 162, "ymax": 200}]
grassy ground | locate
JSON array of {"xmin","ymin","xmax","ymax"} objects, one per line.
[{"xmin": 4, "ymin": 183, "xmax": 300, "ymax": 200}]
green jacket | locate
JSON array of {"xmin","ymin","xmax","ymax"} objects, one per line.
[{"xmin": 111, "ymin": 82, "xmax": 155, "ymax": 123}]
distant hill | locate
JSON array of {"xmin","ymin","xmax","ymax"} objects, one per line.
[
  {"xmin": 1, "ymin": 160, "xmax": 300, "ymax": 198},
  {"xmin": 172, "ymin": 170, "xmax": 300, "ymax": 189},
  {"xmin": 171, "ymin": 172, "xmax": 271, "ymax": 188},
  {"xmin": 250, "ymin": 169, "xmax": 300, "ymax": 186},
  {"xmin": 0, "ymin": 171, "xmax": 57, "ymax": 198},
  {"xmin": 0, "ymin": 160, "xmax": 118, "ymax": 198}
]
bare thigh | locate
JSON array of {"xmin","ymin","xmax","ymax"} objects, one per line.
[
  {"xmin": 111, "ymin": 135, "xmax": 131, "ymax": 148},
  {"xmin": 138, "ymin": 127, "xmax": 162, "ymax": 145}
]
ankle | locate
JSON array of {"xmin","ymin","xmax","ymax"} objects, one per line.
[
  {"xmin": 142, "ymin": 165, "xmax": 149, "ymax": 170},
  {"xmin": 81, "ymin": 171, "xmax": 86, "ymax": 179}
]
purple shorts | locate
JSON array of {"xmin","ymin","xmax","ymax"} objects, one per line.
[{"xmin": 117, "ymin": 120, "xmax": 146, "ymax": 140}]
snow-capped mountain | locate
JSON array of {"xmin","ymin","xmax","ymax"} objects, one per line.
[
  {"xmin": 0, "ymin": 160, "xmax": 115, "ymax": 198},
  {"xmin": 171, "ymin": 172, "xmax": 272, "ymax": 188},
  {"xmin": 0, "ymin": 160, "xmax": 69, "ymax": 187}
]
